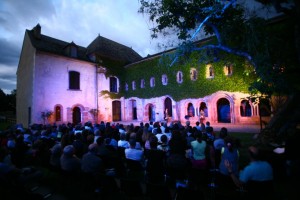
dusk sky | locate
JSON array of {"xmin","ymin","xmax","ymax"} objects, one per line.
[
  {"xmin": 0, "ymin": 0, "xmax": 165, "ymax": 94},
  {"xmin": 0, "ymin": 0, "xmax": 282, "ymax": 94}
]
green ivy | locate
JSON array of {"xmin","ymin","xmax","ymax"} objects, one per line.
[
  {"xmin": 122, "ymin": 51, "xmax": 256, "ymax": 101},
  {"xmin": 96, "ymin": 43, "xmax": 257, "ymax": 101}
]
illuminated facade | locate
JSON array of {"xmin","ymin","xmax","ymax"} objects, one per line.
[{"xmin": 17, "ymin": 24, "xmax": 269, "ymax": 128}]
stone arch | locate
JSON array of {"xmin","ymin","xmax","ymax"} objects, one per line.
[
  {"xmin": 54, "ymin": 104, "xmax": 63, "ymax": 122},
  {"xmin": 164, "ymin": 97, "xmax": 173, "ymax": 119},
  {"xmin": 217, "ymin": 98, "xmax": 231, "ymax": 123},
  {"xmin": 71, "ymin": 104, "xmax": 85, "ymax": 125},
  {"xmin": 145, "ymin": 103, "xmax": 155, "ymax": 122}
]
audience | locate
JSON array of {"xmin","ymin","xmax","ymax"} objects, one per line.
[{"xmin": 0, "ymin": 121, "xmax": 284, "ymax": 199}]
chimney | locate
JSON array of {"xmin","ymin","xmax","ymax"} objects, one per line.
[{"xmin": 32, "ymin": 24, "xmax": 41, "ymax": 39}]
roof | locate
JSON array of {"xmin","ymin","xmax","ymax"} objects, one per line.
[
  {"xmin": 27, "ymin": 25, "xmax": 142, "ymax": 64},
  {"xmin": 87, "ymin": 35, "xmax": 142, "ymax": 63},
  {"xmin": 27, "ymin": 29, "xmax": 92, "ymax": 63}
]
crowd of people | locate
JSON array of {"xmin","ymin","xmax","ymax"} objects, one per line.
[{"xmin": 0, "ymin": 120, "xmax": 283, "ymax": 199}]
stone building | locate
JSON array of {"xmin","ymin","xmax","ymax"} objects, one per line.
[{"xmin": 17, "ymin": 24, "xmax": 270, "ymax": 128}]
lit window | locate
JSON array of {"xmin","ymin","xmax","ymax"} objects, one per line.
[
  {"xmin": 224, "ymin": 64, "xmax": 233, "ymax": 76},
  {"xmin": 125, "ymin": 83, "xmax": 128, "ymax": 91},
  {"xmin": 162, "ymin": 74, "xmax": 168, "ymax": 85},
  {"xmin": 132, "ymin": 81, "xmax": 136, "ymax": 90},
  {"xmin": 190, "ymin": 68, "xmax": 198, "ymax": 81},
  {"xmin": 206, "ymin": 64, "xmax": 214, "ymax": 79},
  {"xmin": 55, "ymin": 105, "xmax": 62, "ymax": 121},
  {"xmin": 176, "ymin": 71, "xmax": 183, "ymax": 84}
]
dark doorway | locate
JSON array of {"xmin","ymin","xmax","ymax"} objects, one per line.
[
  {"xmin": 72, "ymin": 106, "xmax": 81, "ymax": 125},
  {"xmin": 148, "ymin": 104, "xmax": 155, "ymax": 122},
  {"xmin": 164, "ymin": 97, "xmax": 172, "ymax": 119},
  {"xmin": 132, "ymin": 100, "xmax": 137, "ymax": 120},
  {"xmin": 112, "ymin": 101, "xmax": 121, "ymax": 121},
  {"xmin": 217, "ymin": 98, "xmax": 231, "ymax": 123}
]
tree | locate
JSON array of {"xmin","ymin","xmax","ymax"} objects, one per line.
[{"xmin": 139, "ymin": 0, "xmax": 300, "ymax": 144}]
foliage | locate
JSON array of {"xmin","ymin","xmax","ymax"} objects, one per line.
[
  {"xmin": 0, "ymin": 88, "xmax": 16, "ymax": 114},
  {"xmin": 41, "ymin": 110, "xmax": 53, "ymax": 120},
  {"xmin": 138, "ymin": 0, "xmax": 299, "ymax": 98},
  {"xmin": 123, "ymin": 50, "xmax": 256, "ymax": 101},
  {"xmin": 100, "ymin": 90, "xmax": 123, "ymax": 99}
]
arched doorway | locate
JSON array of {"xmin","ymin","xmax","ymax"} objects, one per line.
[
  {"xmin": 55, "ymin": 105, "xmax": 62, "ymax": 122},
  {"xmin": 72, "ymin": 106, "xmax": 81, "ymax": 125},
  {"xmin": 164, "ymin": 97, "xmax": 172, "ymax": 119},
  {"xmin": 112, "ymin": 101, "xmax": 121, "ymax": 121},
  {"xmin": 131, "ymin": 100, "xmax": 137, "ymax": 120},
  {"xmin": 217, "ymin": 98, "xmax": 231, "ymax": 123},
  {"xmin": 187, "ymin": 103, "xmax": 195, "ymax": 117},
  {"xmin": 240, "ymin": 100, "xmax": 252, "ymax": 117},
  {"xmin": 148, "ymin": 104, "xmax": 155, "ymax": 122}
]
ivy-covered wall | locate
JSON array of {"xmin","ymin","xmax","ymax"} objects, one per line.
[{"xmin": 121, "ymin": 51, "xmax": 256, "ymax": 101}]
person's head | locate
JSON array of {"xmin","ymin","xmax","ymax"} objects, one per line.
[
  {"xmin": 219, "ymin": 127, "xmax": 228, "ymax": 138},
  {"xmin": 63, "ymin": 145, "xmax": 75, "ymax": 156},
  {"xmin": 149, "ymin": 135, "xmax": 158, "ymax": 149},
  {"xmin": 196, "ymin": 121, "xmax": 200, "ymax": 126},
  {"xmin": 224, "ymin": 136, "xmax": 236, "ymax": 151},
  {"xmin": 88, "ymin": 143, "xmax": 98, "ymax": 154},
  {"xmin": 161, "ymin": 135, "xmax": 168, "ymax": 144},
  {"xmin": 129, "ymin": 138, "xmax": 136, "ymax": 148},
  {"xmin": 195, "ymin": 130, "xmax": 203, "ymax": 142},
  {"xmin": 185, "ymin": 121, "xmax": 190, "ymax": 126},
  {"xmin": 248, "ymin": 146, "xmax": 261, "ymax": 161}
]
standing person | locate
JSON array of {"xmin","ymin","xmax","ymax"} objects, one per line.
[
  {"xmin": 218, "ymin": 136, "xmax": 239, "ymax": 190},
  {"xmin": 190, "ymin": 130, "xmax": 207, "ymax": 170},
  {"xmin": 214, "ymin": 127, "xmax": 228, "ymax": 167},
  {"xmin": 224, "ymin": 145, "xmax": 274, "ymax": 199}
]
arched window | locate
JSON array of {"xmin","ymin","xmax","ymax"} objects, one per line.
[
  {"xmin": 125, "ymin": 83, "xmax": 128, "ymax": 91},
  {"xmin": 240, "ymin": 100, "xmax": 252, "ymax": 117},
  {"xmin": 176, "ymin": 71, "xmax": 183, "ymax": 83},
  {"xmin": 69, "ymin": 71, "xmax": 80, "ymax": 90},
  {"xmin": 109, "ymin": 76, "xmax": 118, "ymax": 93},
  {"xmin": 150, "ymin": 77, "xmax": 155, "ymax": 87},
  {"xmin": 140, "ymin": 79, "xmax": 145, "ymax": 88},
  {"xmin": 224, "ymin": 64, "xmax": 233, "ymax": 76},
  {"xmin": 190, "ymin": 68, "xmax": 198, "ymax": 81},
  {"xmin": 187, "ymin": 103, "xmax": 195, "ymax": 117},
  {"xmin": 206, "ymin": 64, "xmax": 214, "ymax": 79},
  {"xmin": 162, "ymin": 74, "xmax": 168, "ymax": 85},
  {"xmin": 132, "ymin": 81, "xmax": 136, "ymax": 90},
  {"xmin": 55, "ymin": 105, "xmax": 62, "ymax": 121}
]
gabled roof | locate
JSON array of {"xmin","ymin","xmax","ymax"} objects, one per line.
[
  {"xmin": 27, "ymin": 28, "xmax": 91, "ymax": 62},
  {"xmin": 26, "ymin": 24, "xmax": 142, "ymax": 64},
  {"xmin": 87, "ymin": 35, "xmax": 142, "ymax": 63}
]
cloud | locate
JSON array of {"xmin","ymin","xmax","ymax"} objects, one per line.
[
  {"xmin": 0, "ymin": 38, "xmax": 20, "ymax": 65},
  {"xmin": 0, "ymin": 0, "xmax": 164, "ymax": 94},
  {"xmin": 0, "ymin": 64, "xmax": 17, "ymax": 93}
]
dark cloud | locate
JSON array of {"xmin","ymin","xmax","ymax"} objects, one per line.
[
  {"xmin": 0, "ymin": 0, "xmax": 56, "ymax": 32},
  {"xmin": 0, "ymin": 72, "xmax": 16, "ymax": 80},
  {"xmin": 0, "ymin": 38, "xmax": 20, "ymax": 65}
]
